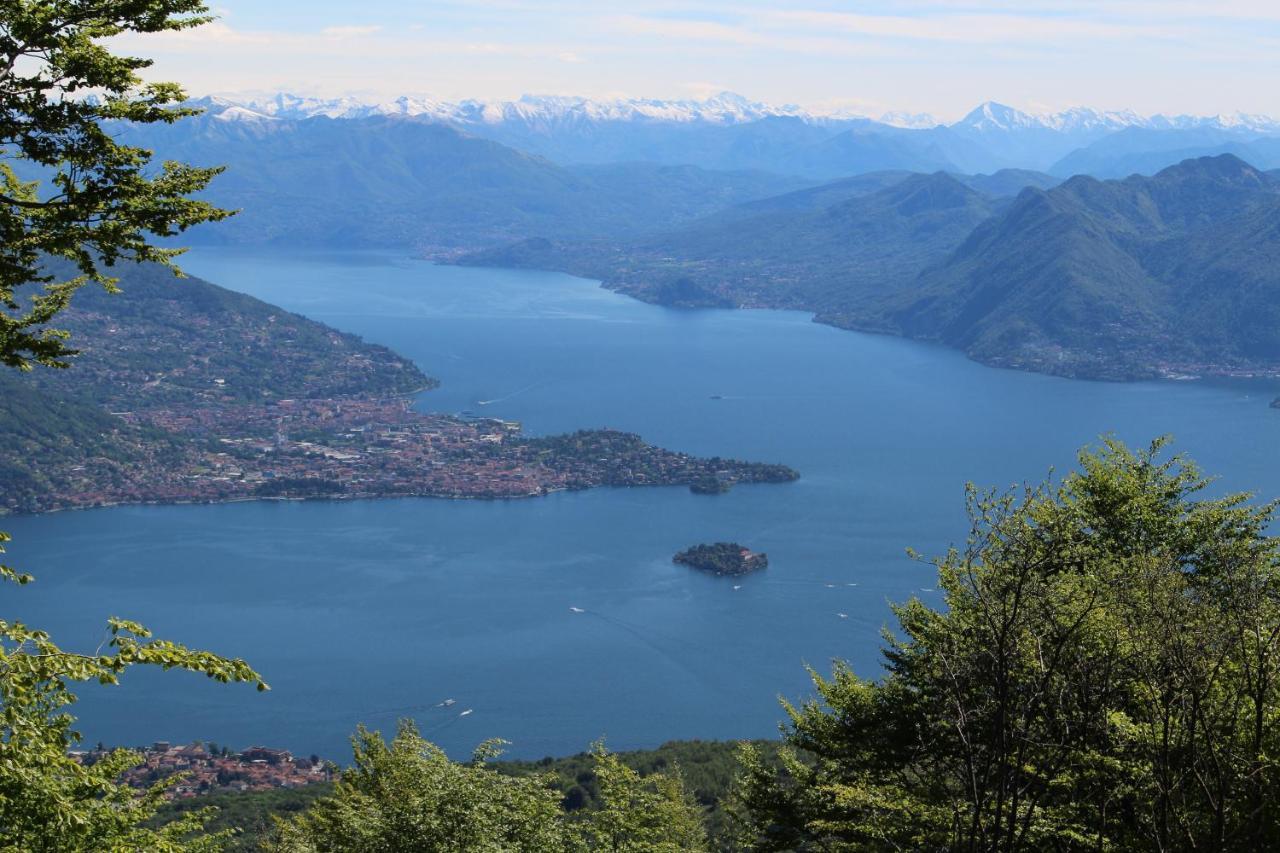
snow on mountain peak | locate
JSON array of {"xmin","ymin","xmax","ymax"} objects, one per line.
[
  {"xmin": 879, "ymin": 111, "xmax": 939, "ymax": 129},
  {"xmin": 192, "ymin": 92, "xmax": 1280, "ymax": 137},
  {"xmin": 211, "ymin": 104, "xmax": 278, "ymax": 123},
  {"xmin": 195, "ymin": 91, "xmax": 815, "ymax": 126},
  {"xmin": 958, "ymin": 101, "xmax": 1041, "ymax": 132}
]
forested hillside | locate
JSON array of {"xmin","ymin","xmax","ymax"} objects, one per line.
[
  {"xmin": 887, "ymin": 155, "xmax": 1280, "ymax": 377},
  {"xmin": 472, "ymin": 154, "xmax": 1280, "ymax": 380},
  {"xmin": 463, "ymin": 172, "xmax": 1005, "ymax": 313},
  {"xmin": 26, "ymin": 262, "xmax": 430, "ymax": 408},
  {"xmin": 0, "ymin": 263, "xmax": 429, "ymax": 512}
]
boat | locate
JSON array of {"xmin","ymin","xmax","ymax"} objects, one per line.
[
  {"xmin": 459, "ymin": 709, "xmax": 474, "ymax": 717},
  {"xmin": 569, "ymin": 606, "xmax": 585, "ymax": 613}
]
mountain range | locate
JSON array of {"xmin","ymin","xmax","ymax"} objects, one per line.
[
  {"xmin": 465, "ymin": 155, "xmax": 1280, "ymax": 380},
  {"xmin": 884, "ymin": 155, "xmax": 1280, "ymax": 378},
  {"xmin": 119, "ymin": 91, "xmax": 1280, "ymax": 252},
  {"xmin": 104, "ymin": 93, "xmax": 1280, "ymax": 381},
  {"xmin": 190, "ymin": 92, "xmax": 1280, "ymax": 177},
  {"xmin": 461, "ymin": 170, "xmax": 1014, "ymax": 314},
  {"xmin": 121, "ymin": 114, "xmax": 808, "ymax": 249}
]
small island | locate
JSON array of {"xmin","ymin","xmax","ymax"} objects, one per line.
[{"xmin": 674, "ymin": 542, "xmax": 768, "ymax": 576}]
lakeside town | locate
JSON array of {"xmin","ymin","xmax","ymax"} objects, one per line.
[
  {"xmin": 6, "ymin": 392, "xmax": 799, "ymax": 514},
  {"xmin": 75, "ymin": 742, "xmax": 332, "ymax": 799},
  {"xmin": 1, "ymin": 260, "xmax": 799, "ymax": 515}
]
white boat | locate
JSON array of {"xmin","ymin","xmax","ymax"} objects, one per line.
[
  {"xmin": 459, "ymin": 709, "xmax": 474, "ymax": 717},
  {"xmin": 569, "ymin": 606, "xmax": 585, "ymax": 613}
]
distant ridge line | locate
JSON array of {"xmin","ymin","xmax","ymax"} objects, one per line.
[{"xmin": 189, "ymin": 92, "xmax": 1280, "ymax": 135}]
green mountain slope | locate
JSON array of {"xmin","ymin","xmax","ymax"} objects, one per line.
[
  {"xmin": 466, "ymin": 155, "xmax": 1280, "ymax": 380},
  {"xmin": 1, "ymin": 264, "xmax": 431, "ymax": 512},
  {"xmin": 0, "ymin": 371, "xmax": 190, "ymax": 513},
  {"xmin": 28, "ymin": 262, "xmax": 430, "ymax": 409},
  {"xmin": 887, "ymin": 155, "xmax": 1280, "ymax": 377},
  {"xmin": 465, "ymin": 172, "xmax": 1003, "ymax": 317}
]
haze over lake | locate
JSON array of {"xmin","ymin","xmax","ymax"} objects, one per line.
[{"xmin": 9, "ymin": 248, "xmax": 1280, "ymax": 761}]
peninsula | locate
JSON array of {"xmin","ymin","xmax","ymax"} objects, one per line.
[
  {"xmin": 674, "ymin": 543, "xmax": 769, "ymax": 576},
  {"xmin": 0, "ymin": 265, "xmax": 798, "ymax": 514}
]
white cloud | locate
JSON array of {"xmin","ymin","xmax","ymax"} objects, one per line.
[
  {"xmin": 608, "ymin": 15, "xmax": 766, "ymax": 46},
  {"xmin": 320, "ymin": 25, "xmax": 383, "ymax": 38},
  {"xmin": 106, "ymin": 2, "xmax": 1280, "ymax": 119},
  {"xmin": 762, "ymin": 9, "xmax": 1189, "ymax": 44}
]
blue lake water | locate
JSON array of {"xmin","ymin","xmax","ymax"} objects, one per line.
[{"xmin": 7, "ymin": 247, "xmax": 1280, "ymax": 761}]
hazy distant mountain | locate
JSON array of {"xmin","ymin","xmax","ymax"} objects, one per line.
[
  {"xmin": 942, "ymin": 102, "xmax": 1142, "ymax": 171},
  {"xmin": 462, "ymin": 171, "xmax": 1006, "ymax": 315},
  {"xmin": 189, "ymin": 93, "xmax": 1280, "ymax": 178},
  {"xmin": 121, "ymin": 114, "xmax": 808, "ymax": 249},
  {"xmin": 886, "ymin": 155, "xmax": 1280, "ymax": 378},
  {"xmin": 1051, "ymin": 128, "xmax": 1280, "ymax": 177},
  {"xmin": 953, "ymin": 169, "xmax": 1061, "ymax": 198}
]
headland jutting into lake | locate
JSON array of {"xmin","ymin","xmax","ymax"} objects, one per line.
[{"xmin": 1, "ymin": 262, "xmax": 798, "ymax": 515}]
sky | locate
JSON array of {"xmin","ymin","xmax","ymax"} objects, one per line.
[{"xmin": 118, "ymin": 1, "xmax": 1280, "ymax": 120}]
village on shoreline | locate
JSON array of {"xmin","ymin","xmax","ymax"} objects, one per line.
[{"xmin": 74, "ymin": 741, "xmax": 333, "ymax": 799}]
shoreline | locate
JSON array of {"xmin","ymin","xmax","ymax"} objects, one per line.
[
  {"xmin": 2, "ymin": 475, "xmax": 797, "ymax": 519},
  {"xmin": 437, "ymin": 257, "xmax": 1280, "ymax": 386}
]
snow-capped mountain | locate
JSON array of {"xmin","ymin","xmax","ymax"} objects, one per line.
[
  {"xmin": 196, "ymin": 91, "xmax": 1280, "ymax": 135},
  {"xmin": 201, "ymin": 91, "xmax": 813, "ymax": 126},
  {"xmin": 953, "ymin": 100, "xmax": 1280, "ymax": 135},
  {"xmin": 955, "ymin": 102, "xmax": 1145, "ymax": 134},
  {"xmin": 178, "ymin": 91, "xmax": 1280, "ymax": 178},
  {"xmin": 877, "ymin": 111, "xmax": 939, "ymax": 129}
]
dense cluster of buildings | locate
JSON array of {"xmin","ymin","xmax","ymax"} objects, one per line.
[
  {"xmin": 19, "ymin": 392, "xmax": 796, "ymax": 513},
  {"xmin": 76, "ymin": 742, "xmax": 332, "ymax": 798}
]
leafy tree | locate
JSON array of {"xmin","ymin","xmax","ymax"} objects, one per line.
[
  {"xmin": 266, "ymin": 721, "xmax": 573, "ymax": 852},
  {"xmin": 584, "ymin": 742, "xmax": 709, "ymax": 852},
  {"xmin": 734, "ymin": 438, "xmax": 1280, "ymax": 852},
  {"xmin": 267, "ymin": 723, "xmax": 711, "ymax": 852},
  {"xmin": 0, "ymin": 2, "xmax": 257, "ymax": 849},
  {"xmin": 0, "ymin": 0, "xmax": 233, "ymax": 370},
  {"xmin": 0, "ymin": 532, "xmax": 266, "ymax": 851}
]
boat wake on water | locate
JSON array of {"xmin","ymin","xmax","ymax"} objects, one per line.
[{"xmin": 476, "ymin": 380, "xmax": 548, "ymax": 407}]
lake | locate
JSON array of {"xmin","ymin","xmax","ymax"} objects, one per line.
[{"xmin": 6, "ymin": 247, "xmax": 1280, "ymax": 761}]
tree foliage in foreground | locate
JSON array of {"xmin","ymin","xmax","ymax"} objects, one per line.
[
  {"xmin": 0, "ymin": 0, "xmax": 233, "ymax": 370},
  {"xmin": 265, "ymin": 721, "xmax": 709, "ymax": 852},
  {"xmin": 0, "ymin": 2, "xmax": 265, "ymax": 849},
  {"xmin": 734, "ymin": 438, "xmax": 1280, "ymax": 852},
  {"xmin": 0, "ymin": 532, "xmax": 267, "ymax": 851}
]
